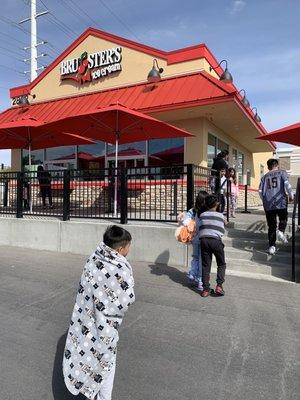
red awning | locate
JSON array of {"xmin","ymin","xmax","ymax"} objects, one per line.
[
  {"xmin": 0, "ymin": 71, "xmax": 235, "ymax": 125},
  {"xmin": 257, "ymin": 123, "xmax": 300, "ymax": 146}
]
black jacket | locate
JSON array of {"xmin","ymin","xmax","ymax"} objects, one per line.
[{"xmin": 211, "ymin": 157, "xmax": 228, "ymax": 172}]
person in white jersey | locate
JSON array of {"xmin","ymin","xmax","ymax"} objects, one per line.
[{"xmin": 259, "ymin": 158, "xmax": 294, "ymax": 255}]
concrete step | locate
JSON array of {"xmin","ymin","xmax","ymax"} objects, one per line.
[
  {"xmin": 211, "ymin": 258, "xmax": 292, "ymax": 281},
  {"xmin": 225, "ymin": 229, "xmax": 293, "ymax": 241},
  {"xmin": 222, "ymin": 236, "xmax": 294, "ymax": 253},
  {"xmin": 223, "ymin": 246, "xmax": 296, "ymax": 264},
  {"xmin": 229, "ymin": 220, "xmax": 293, "ymax": 232}
]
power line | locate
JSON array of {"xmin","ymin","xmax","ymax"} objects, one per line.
[
  {"xmin": 0, "ymin": 51, "xmax": 23, "ymax": 62},
  {"xmin": 0, "ymin": 45, "xmax": 25, "ymax": 57},
  {"xmin": 59, "ymin": 0, "xmax": 92, "ymax": 26},
  {"xmin": 45, "ymin": 13, "xmax": 77, "ymax": 39},
  {"xmin": 0, "ymin": 64, "xmax": 24, "ymax": 74},
  {"xmin": 64, "ymin": 0, "xmax": 100, "ymax": 27},
  {"xmin": 0, "ymin": 30, "xmax": 27, "ymax": 46},
  {"xmin": 96, "ymin": 0, "xmax": 142, "ymax": 42}
]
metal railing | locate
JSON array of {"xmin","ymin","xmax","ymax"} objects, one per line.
[
  {"xmin": 291, "ymin": 177, "xmax": 300, "ymax": 282},
  {"xmin": 0, "ymin": 164, "xmax": 216, "ymax": 223}
]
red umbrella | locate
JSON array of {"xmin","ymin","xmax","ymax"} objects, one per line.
[
  {"xmin": 0, "ymin": 116, "xmax": 97, "ymax": 169},
  {"xmin": 44, "ymin": 103, "xmax": 193, "ymax": 215},
  {"xmin": 257, "ymin": 123, "xmax": 300, "ymax": 146}
]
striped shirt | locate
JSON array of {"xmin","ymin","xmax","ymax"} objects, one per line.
[{"xmin": 198, "ymin": 211, "xmax": 225, "ymax": 239}]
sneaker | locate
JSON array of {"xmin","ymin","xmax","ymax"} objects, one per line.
[
  {"xmin": 186, "ymin": 273, "xmax": 197, "ymax": 286},
  {"xmin": 268, "ymin": 246, "xmax": 276, "ymax": 255},
  {"xmin": 215, "ymin": 285, "xmax": 225, "ymax": 296},
  {"xmin": 277, "ymin": 230, "xmax": 288, "ymax": 244},
  {"xmin": 196, "ymin": 281, "xmax": 203, "ymax": 291},
  {"xmin": 200, "ymin": 289, "xmax": 210, "ymax": 297}
]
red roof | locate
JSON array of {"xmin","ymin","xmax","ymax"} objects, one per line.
[
  {"xmin": 10, "ymin": 27, "xmax": 223, "ymax": 98},
  {"xmin": 0, "ymin": 71, "xmax": 236, "ymax": 125}
]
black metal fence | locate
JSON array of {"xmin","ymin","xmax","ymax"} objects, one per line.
[
  {"xmin": 0, "ymin": 164, "xmax": 216, "ymax": 223},
  {"xmin": 291, "ymin": 177, "xmax": 300, "ymax": 282}
]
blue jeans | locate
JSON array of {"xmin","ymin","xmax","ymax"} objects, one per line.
[{"xmin": 189, "ymin": 239, "xmax": 202, "ymax": 282}]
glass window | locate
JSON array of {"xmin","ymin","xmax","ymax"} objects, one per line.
[
  {"xmin": 207, "ymin": 134, "xmax": 217, "ymax": 168},
  {"xmin": 107, "ymin": 141, "xmax": 147, "ymax": 159},
  {"xmin": 22, "ymin": 149, "xmax": 44, "ymax": 170},
  {"xmin": 207, "ymin": 134, "xmax": 229, "ymax": 168},
  {"xmin": 77, "ymin": 142, "xmax": 106, "ymax": 169},
  {"xmin": 237, "ymin": 152, "xmax": 244, "ymax": 184},
  {"xmin": 148, "ymin": 138, "xmax": 184, "ymax": 166},
  {"xmin": 232, "ymin": 149, "xmax": 238, "ymax": 168},
  {"xmin": 45, "ymin": 146, "xmax": 76, "ymax": 170},
  {"xmin": 217, "ymin": 139, "xmax": 229, "ymax": 155}
]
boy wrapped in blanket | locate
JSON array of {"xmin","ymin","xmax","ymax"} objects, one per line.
[{"xmin": 63, "ymin": 225, "xmax": 135, "ymax": 400}]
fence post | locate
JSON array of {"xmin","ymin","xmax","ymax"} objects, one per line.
[
  {"xmin": 169, "ymin": 181, "xmax": 178, "ymax": 216},
  {"xmin": 186, "ymin": 164, "xmax": 194, "ymax": 210},
  {"xmin": 63, "ymin": 170, "xmax": 70, "ymax": 221},
  {"xmin": 16, "ymin": 172, "xmax": 23, "ymax": 218},
  {"xmin": 241, "ymin": 184, "xmax": 251, "ymax": 214},
  {"xmin": 3, "ymin": 180, "xmax": 8, "ymax": 207},
  {"xmin": 226, "ymin": 179, "xmax": 231, "ymax": 222},
  {"xmin": 120, "ymin": 168, "xmax": 128, "ymax": 224}
]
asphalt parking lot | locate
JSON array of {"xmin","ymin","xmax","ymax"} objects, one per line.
[{"xmin": 0, "ymin": 245, "xmax": 299, "ymax": 400}]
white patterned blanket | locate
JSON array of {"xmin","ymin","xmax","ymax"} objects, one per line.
[{"xmin": 63, "ymin": 242, "xmax": 135, "ymax": 399}]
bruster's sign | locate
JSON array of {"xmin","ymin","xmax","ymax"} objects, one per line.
[{"xmin": 60, "ymin": 47, "xmax": 122, "ymax": 84}]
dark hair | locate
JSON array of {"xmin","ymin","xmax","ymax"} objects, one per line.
[
  {"xmin": 217, "ymin": 150, "xmax": 229, "ymax": 159},
  {"xmin": 267, "ymin": 158, "xmax": 279, "ymax": 170},
  {"xmin": 227, "ymin": 167, "xmax": 237, "ymax": 185},
  {"xmin": 205, "ymin": 194, "xmax": 219, "ymax": 210},
  {"xmin": 103, "ymin": 225, "xmax": 132, "ymax": 249},
  {"xmin": 193, "ymin": 190, "xmax": 208, "ymax": 217},
  {"xmin": 37, "ymin": 165, "xmax": 44, "ymax": 171}
]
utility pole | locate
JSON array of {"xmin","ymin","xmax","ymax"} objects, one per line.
[{"xmin": 19, "ymin": 0, "xmax": 48, "ymax": 82}]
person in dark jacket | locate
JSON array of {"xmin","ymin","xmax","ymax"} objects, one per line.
[
  {"xmin": 37, "ymin": 165, "xmax": 53, "ymax": 207},
  {"xmin": 211, "ymin": 150, "xmax": 229, "ymax": 194}
]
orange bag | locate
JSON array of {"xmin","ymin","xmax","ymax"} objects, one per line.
[{"xmin": 175, "ymin": 219, "xmax": 196, "ymax": 243}]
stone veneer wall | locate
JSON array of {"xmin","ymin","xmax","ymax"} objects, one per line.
[{"xmin": 6, "ymin": 180, "xmax": 262, "ymax": 213}]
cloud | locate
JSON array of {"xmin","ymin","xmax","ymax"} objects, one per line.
[{"xmin": 230, "ymin": 0, "xmax": 246, "ymax": 15}]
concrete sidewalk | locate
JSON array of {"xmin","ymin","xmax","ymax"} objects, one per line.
[{"xmin": 0, "ymin": 246, "xmax": 299, "ymax": 400}]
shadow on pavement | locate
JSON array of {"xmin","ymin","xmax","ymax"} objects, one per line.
[
  {"xmin": 52, "ymin": 332, "xmax": 86, "ymax": 400},
  {"xmin": 148, "ymin": 250, "xmax": 197, "ymax": 289}
]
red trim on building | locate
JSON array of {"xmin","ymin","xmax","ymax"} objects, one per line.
[
  {"xmin": 10, "ymin": 27, "xmax": 225, "ymax": 98},
  {"xmin": 2, "ymin": 69, "xmax": 275, "ymax": 150}
]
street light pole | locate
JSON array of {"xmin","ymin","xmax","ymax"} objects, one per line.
[{"xmin": 19, "ymin": 0, "xmax": 49, "ymax": 82}]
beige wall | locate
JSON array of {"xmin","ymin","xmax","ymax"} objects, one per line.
[
  {"xmin": 252, "ymin": 152, "xmax": 274, "ymax": 188},
  {"xmin": 27, "ymin": 35, "xmax": 208, "ymax": 104},
  {"xmin": 178, "ymin": 117, "xmax": 272, "ymax": 188},
  {"xmin": 277, "ymin": 148, "xmax": 300, "ymax": 177},
  {"xmin": 11, "ymin": 149, "xmax": 22, "ymax": 171}
]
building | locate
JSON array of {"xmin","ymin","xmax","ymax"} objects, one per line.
[
  {"xmin": 276, "ymin": 147, "xmax": 300, "ymax": 188},
  {"xmin": 0, "ymin": 27, "xmax": 274, "ymax": 188}
]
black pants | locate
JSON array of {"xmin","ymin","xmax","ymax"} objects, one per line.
[
  {"xmin": 219, "ymin": 194, "xmax": 226, "ymax": 214},
  {"xmin": 265, "ymin": 208, "xmax": 288, "ymax": 247},
  {"xmin": 40, "ymin": 187, "xmax": 52, "ymax": 206},
  {"xmin": 200, "ymin": 237, "xmax": 226, "ymax": 290}
]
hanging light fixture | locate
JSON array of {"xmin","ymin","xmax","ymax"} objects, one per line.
[
  {"xmin": 238, "ymin": 89, "xmax": 250, "ymax": 107},
  {"xmin": 209, "ymin": 59, "xmax": 233, "ymax": 83},
  {"xmin": 251, "ymin": 107, "xmax": 261, "ymax": 122},
  {"xmin": 147, "ymin": 59, "xmax": 164, "ymax": 83},
  {"xmin": 17, "ymin": 93, "xmax": 36, "ymax": 106}
]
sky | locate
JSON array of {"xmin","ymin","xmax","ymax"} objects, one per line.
[{"xmin": 0, "ymin": 0, "xmax": 299, "ymax": 165}]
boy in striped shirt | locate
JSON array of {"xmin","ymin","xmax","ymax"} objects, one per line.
[{"xmin": 199, "ymin": 194, "xmax": 226, "ymax": 297}]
